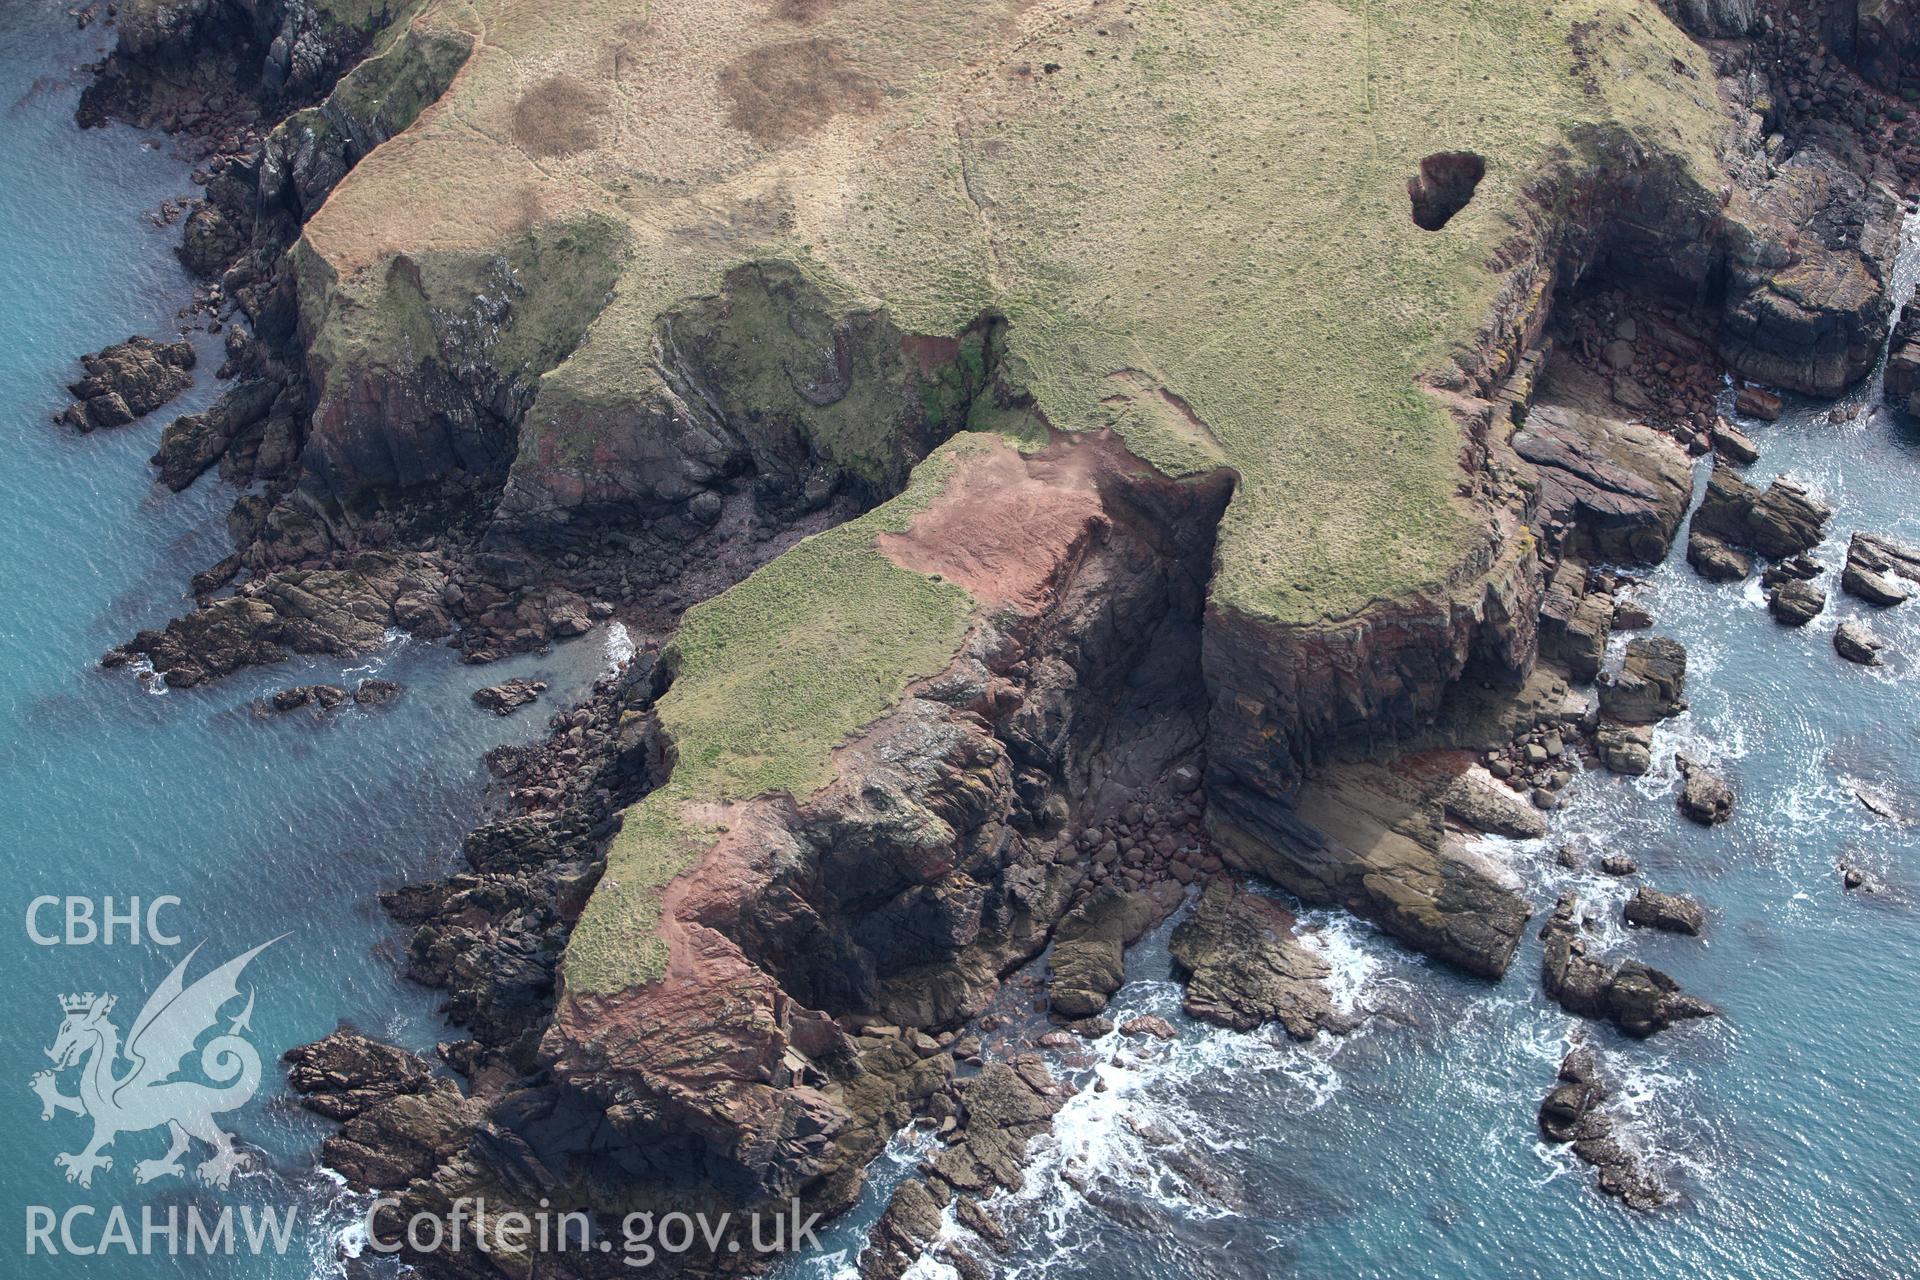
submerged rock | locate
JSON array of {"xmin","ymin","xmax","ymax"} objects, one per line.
[
  {"xmin": 55, "ymin": 335, "xmax": 195, "ymax": 431},
  {"xmin": 1623, "ymin": 887, "xmax": 1707, "ymax": 936},
  {"xmin": 1169, "ymin": 880, "xmax": 1334, "ymax": 1039},
  {"xmin": 259, "ymin": 683, "xmax": 348, "ymax": 714}
]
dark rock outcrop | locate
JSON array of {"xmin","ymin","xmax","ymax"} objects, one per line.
[
  {"xmin": 1718, "ymin": 143, "xmax": 1900, "ymax": 397},
  {"xmin": 1540, "ymin": 894, "xmax": 1717, "ymax": 1037},
  {"xmin": 1687, "ymin": 531, "xmax": 1754, "ymax": 583},
  {"xmin": 1597, "ymin": 637, "xmax": 1687, "ymax": 724},
  {"xmin": 107, "ymin": 552, "xmax": 453, "ymax": 688},
  {"xmin": 150, "ymin": 377, "xmax": 287, "ymax": 491},
  {"xmin": 285, "ymin": 1031, "xmax": 480, "ymax": 1191},
  {"xmin": 56, "ymin": 336, "xmax": 195, "ymax": 431},
  {"xmin": 1835, "ymin": 620, "xmax": 1887, "ymax": 665},
  {"xmin": 472, "ymin": 678, "xmax": 546, "ymax": 717},
  {"xmin": 1623, "ymin": 887, "xmax": 1707, "ymax": 936},
  {"xmin": 1768, "ymin": 576, "xmax": 1827, "ymax": 626},
  {"xmin": 1676, "ymin": 753, "xmax": 1735, "ymax": 826},
  {"xmin": 1168, "ymin": 880, "xmax": 1335, "ymax": 1038},
  {"xmin": 1690, "ymin": 464, "xmax": 1831, "ymax": 560},
  {"xmin": 859, "ymin": 1060, "xmax": 1067, "ymax": 1280},
  {"xmin": 1538, "ymin": 1042, "xmax": 1670, "ymax": 1209},
  {"xmin": 1842, "ymin": 532, "xmax": 1920, "ymax": 606}
]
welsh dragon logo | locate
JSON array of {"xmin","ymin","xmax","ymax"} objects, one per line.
[{"xmin": 29, "ymin": 939, "xmax": 279, "ymax": 1189}]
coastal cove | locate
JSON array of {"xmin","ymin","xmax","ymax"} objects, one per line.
[{"xmin": 3, "ymin": 2, "xmax": 1920, "ymax": 1280}]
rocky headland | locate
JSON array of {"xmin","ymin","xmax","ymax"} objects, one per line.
[{"xmin": 66, "ymin": 0, "xmax": 1920, "ymax": 1266}]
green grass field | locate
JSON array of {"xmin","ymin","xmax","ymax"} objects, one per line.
[{"xmin": 293, "ymin": 0, "xmax": 1732, "ymax": 993}]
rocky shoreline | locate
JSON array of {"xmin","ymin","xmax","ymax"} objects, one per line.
[{"xmin": 56, "ymin": 0, "xmax": 1920, "ymax": 1271}]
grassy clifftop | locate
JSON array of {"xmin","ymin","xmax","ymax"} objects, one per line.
[
  {"xmin": 304, "ymin": 0, "xmax": 1727, "ymax": 620},
  {"xmin": 294, "ymin": 0, "xmax": 1735, "ymax": 994}
]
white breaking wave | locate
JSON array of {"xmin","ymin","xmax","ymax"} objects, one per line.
[{"xmin": 604, "ymin": 620, "xmax": 636, "ymax": 672}]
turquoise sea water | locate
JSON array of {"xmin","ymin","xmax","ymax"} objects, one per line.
[
  {"xmin": 5, "ymin": 3, "xmax": 1919, "ymax": 1277},
  {"xmin": 0, "ymin": 7, "xmax": 606, "ymax": 1275}
]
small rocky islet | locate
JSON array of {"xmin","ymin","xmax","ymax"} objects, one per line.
[{"xmin": 49, "ymin": 0, "xmax": 1920, "ymax": 1269}]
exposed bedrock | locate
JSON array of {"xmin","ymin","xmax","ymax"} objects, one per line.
[
  {"xmin": 1515, "ymin": 359, "xmax": 1694, "ymax": 566},
  {"xmin": 1169, "ymin": 878, "xmax": 1337, "ymax": 1038},
  {"xmin": 78, "ymin": 0, "xmax": 402, "ymax": 130},
  {"xmin": 342, "ymin": 437, "xmax": 1232, "ymax": 1269},
  {"xmin": 55, "ymin": 336, "xmax": 196, "ymax": 432},
  {"xmin": 1716, "ymin": 138, "xmax": 1900, "ymax": 395},
  {"xmin": 1540, "ymin": 893, "xmax": 1718, "ymax": 1037},
  {"xmin": 1689, "ymin": 461, "xmax": 1834, "ymax": 562},
  {"xmin": 483, "ymin": 264, "xmax": 1000, "ymax": 556},
  {"xmin": 106, "ymin": 551, "xmax": 453, "ymax": 687}
]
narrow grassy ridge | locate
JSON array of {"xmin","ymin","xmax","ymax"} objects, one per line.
[{"xmin": 562, "ymin": 440, "xmax": 984, "ymax": 993}]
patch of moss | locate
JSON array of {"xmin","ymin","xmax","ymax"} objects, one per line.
[{"xmin": 299, "ymin": 212, "xmax": 628, "ymax": 399}]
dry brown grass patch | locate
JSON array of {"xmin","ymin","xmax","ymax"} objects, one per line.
[
  {"xmin": 718, "ymin": 37, "xmax": 881, "ymax": 146},
  {"xmin": 510, "ymin": 74, "xmax": 608, "ymax": 158}
]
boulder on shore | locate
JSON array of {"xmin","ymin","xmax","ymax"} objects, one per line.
[
  {"xmin": 1595, "ymin": 721, "xmax": 1653, "ymax": 776},
  {"xmin": 1709, "ymin": 417, "xmax": 1759, "ymax": 464}
]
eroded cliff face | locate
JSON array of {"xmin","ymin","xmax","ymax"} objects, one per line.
[
  {"xmin": 78, "ymin": 0, "xmax": 1920, "ymax": 1268},
  {"xmin": 1198, "ymin": 61, "xmax": 1904, "ymax": 967},
  {"xmin": 349, "ymin": 436, "xmax": 1229, "ymax": 1268}
]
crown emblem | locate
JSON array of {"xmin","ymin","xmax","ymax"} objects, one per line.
[{"xmin": 60, "ymin": 993, "xmax": 110, "ymax": 1014}]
